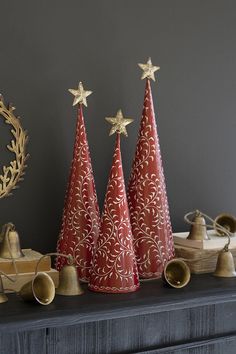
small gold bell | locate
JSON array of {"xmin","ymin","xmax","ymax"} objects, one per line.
[
  {"xmin": 214, "ymin": 213, "xmax": 236, "ymax": 236},
  {"xmin": 163, "ymin": 259, "xmax": 191, "ymax": 288},
  {"xmin": 0, "ymin": 223, "xmax": 24, "ymax": 259},
  {"xmin": 213, "ymin": 246, "xmax": 236, "ymax": 277},
  {"xmin": 187, "ymin": 210, "xmax": 210, "ymax": 241},
  {"xmin": 19, "ymin": 272, "xmax": 55, "ymax": 305},
  {"xmin": 56, "ymin": 263, "xmax": 83, "ymax": 296},
  {"xmin": 0, "ymin": 275, "xmax": 8, "ymax": 304}
]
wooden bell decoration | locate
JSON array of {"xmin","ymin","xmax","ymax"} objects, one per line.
[
  {"xmin": 0, "ymin": 275, "xmax": 8, "ymax": 304},
  {"xmin": 163, "ymin": 259, "xmax": 191, "ymax": 288},
  {"xmin": 187, "ymin": 210, "xmax": 210, "ymax": 241},
  {"xmin": 19, "ymin": 272, "xmax": 55, "ymax": 305},
  {"xmin": 56, "ymin": 264, "xmax": 83, "ymax": 296},
  {"xmin": 0, "ymin": 223, "xmax": 24, "ymax": 259},
  {"xmin": 214, "ymin": 214, "xmax": 236, "ymax": 236},
  {"xmin": 213, "ymin": 246, "xmax": 236, "ymax": 277}
]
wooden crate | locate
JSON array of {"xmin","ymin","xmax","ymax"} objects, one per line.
[
  {"xmin": 175, "ymin": 244, "xmax": 236, "ymax": 274},
  {"xmin": 0, "ymin": 249, "xmax": 51, "ymax": 274},
  {"xmin": 173, "ymin": 230, "xmax": 236, "ymax": 250}
]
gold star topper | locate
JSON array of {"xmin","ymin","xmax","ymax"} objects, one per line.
[
  {"xmin": 68, "ymin": 82, "xmax": 92, "ymax": 107},
  {"xmin": 138, "ymin": 57, "xmax": 160, "ymax": 81},
  {"xmin": 105, "ymin": 109, "xmax": 133, "ymax": 137}
]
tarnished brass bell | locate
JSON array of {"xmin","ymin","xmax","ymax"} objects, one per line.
[
  {"xmin": 0, "ymin": 223, "xmax": 24, "ymax": 259},
  {"xmin": 163, "ymin": 259, "xmax": 191, "ymax": 288},
  {"xmin": 187, "ymin": 211, "xmax": 210, "ymax": 241},
  {"xmin": 213, "ymin": 247, "xmax": 236, "ymax": 277},
  {"xmin": 19, "ymin": 272, "xmax": 55, "ymax": 305},
  {"xmin": 214, "ymin": 213, "xmax": 236, "ymax": 236},
  {"xmin": 56, "ymin": 264, "xmax": 83, "ymax": 296},
  {"xmin": 0, "ymin": 276, "xmax": 8, "ymax": 304}
]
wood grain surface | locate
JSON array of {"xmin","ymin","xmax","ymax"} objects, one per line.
[{"xmin": 1, "ymin": 274, "xmax": 236, "ymax": 353}]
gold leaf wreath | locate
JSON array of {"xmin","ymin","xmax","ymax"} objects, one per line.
[{"xmin": 0, "ymin": 96, "xmax": 29, "ymax": 198}]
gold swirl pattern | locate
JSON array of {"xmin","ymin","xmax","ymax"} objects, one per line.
[
  {"xmin": 89, "ymin": 134, "xmax": 140, "ymax": 293},
  {"xmin": 56, "ymin": 106, "xmax": 100, "ymax": 282},
  {"xmin": 128, "ymin": 79, "xmax": 175, "ymax": 279}
]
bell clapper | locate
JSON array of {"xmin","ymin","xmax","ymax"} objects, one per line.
[
  {"xmin": 163, "ymin": 259, "xmax": 191, "ymax": 289},
  {"xmin": 214, "ymin": 214, "xmax": 236, "ymax": 237}
]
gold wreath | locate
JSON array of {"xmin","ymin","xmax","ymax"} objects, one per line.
[{"xmin": 0, "ymin": 95, "xmax": 29, "ymax": 198}]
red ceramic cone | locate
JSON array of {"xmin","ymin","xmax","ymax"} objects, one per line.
[
  {"xmin": 89, "ymin": 134, "xmax": 140, "ymax": 293},
  {"xmin": 56, "ymin": 105, "xmax": 100, "ymax": 282},
  {"xmin": 127, "ymin": 79, "xmax": 175, "ymax": 279}
]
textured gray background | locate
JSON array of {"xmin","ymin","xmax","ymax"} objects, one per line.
[{"xmin": 0, "ymin": 0, "xmax": 236, "ymax": 252}]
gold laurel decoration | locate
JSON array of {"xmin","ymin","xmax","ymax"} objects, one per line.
[{"xmin": 0, "ymin": 95, "xmax": 29, "ymax": 198}]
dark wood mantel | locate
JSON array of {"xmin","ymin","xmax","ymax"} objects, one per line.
[{"xmin": 1, "ymin": 274, "xmax": 236, "ymax": 353}]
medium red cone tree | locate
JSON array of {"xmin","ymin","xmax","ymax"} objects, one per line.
[
  {"xmin": 89, "ymin": 111, "xmax": 140, "ymax": 293},
  {"xmin": 127, "ymin": 60, "xmax": 175, "ymax": 279},
  {"xmin": 56, "ymin": 82, "xmax": 100, "ymax": 282}
]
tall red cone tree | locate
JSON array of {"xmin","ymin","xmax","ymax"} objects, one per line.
[
  {"xmin": 127, "ymin": 59, "xmax": 175, "ymax": 279},
  {"xmin": 56, "ymin": 82, "xmax": 100, "ymax": 282},
  {"xmin": 89, "ymin": 110, "xmax": 140, "ymax": 293}
]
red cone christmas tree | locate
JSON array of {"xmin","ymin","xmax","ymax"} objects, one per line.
[
  {"xmin": 127, "ymin": 58, "xmax": 175, "ymax": 279},
  {"xmin": 89, "ymin": 110, "xmax": 140, "ymax": 293},
  {"xmin": 56, "ymin": 82, "xmax": 100, "ymax": 282}
]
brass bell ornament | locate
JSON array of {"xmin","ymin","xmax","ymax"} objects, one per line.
[
  {"xmin": 213, "ymin": 245, "xmax": 236, "ymax": 277},
  {"xmin": 19, "ymin": 272, "xmax": 55, "ymax": 305},
  {"xmin": 36, "ymin": 253, "xmax": 84, "ymax": 296},
  {"xmin": 0, "ymin": 223, "xmax": 24, "ymax": 259},
  {"xmin": 213, "ymin": 214, "xmax": 236, "ymax": 278},
  {"xmin": 56, "ymin": 263, "xmax": 84, "ymax": 296},
  {"xmin": 163, "ymin": 259, "xmax": 191, "ymax": 288},
  {"xmin": 214, "ymin": 213, "xmax": 236, "ymax": 236},
  {"xmin": 186, "ymin": 210, "xmax": 210, "ymax": 241},
  {"xmin": 185, "ymin": 210, "xmax": 236, "ymax": 278}
]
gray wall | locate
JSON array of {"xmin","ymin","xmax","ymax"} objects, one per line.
[{"xmin": 0, "ymin": 0, "xmax": 236, "ymax": 253}]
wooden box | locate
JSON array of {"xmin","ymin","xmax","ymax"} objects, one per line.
[
  {"xmin": 175, "ymin": 244, "xmax": 236, "ymax": 274},
  {"xmin": 0, "ymin": 249, "xmax": 51, "ymax": 274},
  {"xmin": 173, "ymin": 230, "xmax": 236, "ymax": 250}
]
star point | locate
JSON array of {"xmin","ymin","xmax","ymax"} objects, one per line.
[
  {"xmin": 138, "ymin": 57, "xmax": 160, "ymax": 81},
  {"xmin": 105, "ymin": 109, "xmax": 133, "ymax": 137},
  {"xmin": 68, "ymin": 81, "xmax": 92, "ymax": 107}
]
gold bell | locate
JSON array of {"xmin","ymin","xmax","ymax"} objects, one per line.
[
  {"xmin": 163, "ymin": 259, "xmax": 191, "ymax": 288},
  {"xmin": 213, "ymin": 246, "xmax": 236, "ymax": 277},
  {"xmin": 214, "ymin": 213, "xmax": 236, "ymax": 236},
  {"xmin": 187, "ymin": 210, "xmax": 210, "ymax": 241},
  {"xmin": 0, "ymin": 223, "xmax": 24, "ymax": 259},
  {"xmin": 56, "ymin": 264, "xmax": 83, "ymax": 296},
  {"xmin": 0, "ymin": 275, "xmax": 8, "ymax": 304},
  {"xmin": 19, "ymin": 272, "xmax": 55, "ymax": 305}
]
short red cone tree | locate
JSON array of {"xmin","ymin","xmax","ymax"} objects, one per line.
[
  {"xmin": 56, "ymin": 99, "xmax": 100, "ymax": 282},
  {"xmin": 127, "ymin": 78, "xmax": 175, "ymax": 279},
  {"xmin": 89, "ymin": 131, "xmax": 140, "ymax": 293}
]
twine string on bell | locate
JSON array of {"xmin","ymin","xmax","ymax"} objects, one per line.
[
  {"xmin": 163, "ymin": 210, "xmax": 236, "ymax": 288},
  {"xmin": 0, "ymin": 232, "xmax": 19, "ymax": 295},
  {"xmin": 0, "ymin": 230, "xmax": 19, "ymax": 282},
  {"xmin": 184, "ymin": 210, "xmax": 231, "ymax": 249},
  {"xmin": 181, "ymin": 210, "xmax": 232, "ymax": 264},
  {"xmin": 35, "ymin": 253, "xmax": 74, "ymax": 275}
]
